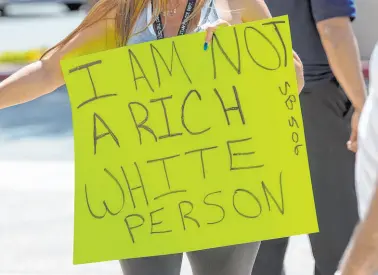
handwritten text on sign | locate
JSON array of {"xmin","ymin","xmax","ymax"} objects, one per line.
[{"xmin": 61, "ymin": 16, "xmax": 318, "ymax": 265}]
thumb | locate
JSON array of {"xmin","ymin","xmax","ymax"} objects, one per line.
[
  {"xmin": 347, "ymin": 128, "xmax": 358, "ymax": 152},
  {"xmin": 349, "ymin": 127, "xmax": 357, "ymax": 143}
]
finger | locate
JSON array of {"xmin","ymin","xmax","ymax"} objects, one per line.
[
  {"xmin": 349, "ymin": 128, "xmax": 358, "ymax": 143},
  {"xmin": 347, "ymin": 128, "xmax": 358, "ymax": 152},
  {"xmin": 293, "ymin": 50, "xmax": 302, "ymax": 65},
  {"xmin": 294, "ymin": 59, "xmax": 304, "ymax": 93},
  {"xmin": 347, "ymin": 141, "xmax": 357, "ymax": 153},
  {"xmin": 205, "ymin": 26, "xmax": 217, "ymax": 45},
  {"xmin": 203, "ymin": 20, "xmax": 230, "ymax": 50}
]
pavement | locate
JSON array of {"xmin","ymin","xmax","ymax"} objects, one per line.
[{"xmin": 0, "ymin": 4, "xmax": 369, "ymax": 275}]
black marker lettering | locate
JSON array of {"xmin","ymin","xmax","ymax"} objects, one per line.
[
  {"xmin": 182, "ymin": 89, "xmax": 211, "ymax": 135},
  {"xmin": 233, "ymin": 189, "xmax": 262, "ymax": 218},
  {"xmin": 150, "ymin": 41, "xmax": 192, "ymax": 86},
  {"xmin": 124, "ymin": 214, "xmax": 145, "ymax": 243},
  {"xmin": 294, "ymin": 144, "xmax": 303, "ymax": 155},
  {"xmin": 69, "ymin": 60, "xmax": 117, "ymax": 109},
  {"xmin": 93, "ymin": 112, "xmax": 120, "ymax": 155},
  {"xmin": 227, "ymin": 138, "xmax": 264, "ymax": 170},
  {"xmin": 185, "ymin": 146, "xmax": 218, "ymax": 179},
  {"xmin": 178, "ymin": 201, "xmax": 200, "ymax": 230},
  {"xmin": 214, "ymin": 86, "xmax": 245, "ymax": 126},
  {"xmin": 154, "ymin": 190, "xmax": 187, "ymax": 200},
  {"xmin": 211, "ymin": 28, "xmax": 241, "ymax": 79},
  {"xmin": 150, "ymin": 207, "xmax": 172, "ymax": 234},
  {"xmin": 84, "ymin": 168, "xmax": 125, "ymax": 219},
  {"xmin": 285, "ymin": 95, "xmax": 297, "ymax": 110},
  {"xmin": 129, "ymin": 49, "xmax": 154, "ymax": 92},
  {"xmin": 147, "ymin": 154, "xmax": 180, "ymax": 190},
  {"xmin": 150, "ymin": 96, "xmax": 183, "ymax": 139},
  {"xmin": 279, "ymin": 81, "xmax": 290, "ymax": 96},
  {"xmin": 292, "ymin": 132, "xmax": 299, "ymax": 143},
  {"xmin": 262, "ymin": 20, "xmax": 288, "ymax": 67},
  {"xmin": 288, "ymin": 116, "xmax": 299, "ymax": 128},
  {"xmin": 85, "ymin": 183, "xmax": 106, "ymax": 219},
  {"xmin": 244, "ymin": 26, "xmax": 281, "ymax": 70},
  {"xmin": 121, "ymin": 163, "xmax": 149, "ymax": 209},
  {"xmin": 203, "ymin": 191, "xmax": 225, "ymax": 225},
  {"xmin": 261, "ymin": 171, "xmax": 284, "ymax": 215},
  {"xmin": 128, "ymin": 102, "xmax": 157, "ymax": 145},
  {"xmin": 279, "ymin": 82, "xmax": 301, "ymax": 155}
]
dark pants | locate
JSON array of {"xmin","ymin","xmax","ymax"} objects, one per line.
[
  {"xmin": 119, "ymin": 242, "xmax": 260, "ymax": 275},
  {"xmin": 252, "ymin": 79, "xmax": 360, "ymax": 275}
]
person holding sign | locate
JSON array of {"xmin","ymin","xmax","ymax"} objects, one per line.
[
  {"xmin": 253, "ymin": 0, "xmax": 367, "ymax": 275},
  {"xmin": 0, "ymin": 0, "xmax": 306, "ymax": 275}
]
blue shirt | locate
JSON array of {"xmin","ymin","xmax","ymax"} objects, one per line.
[{"xmin": 264, "ymin": 0, "xmax": 356, "ymax": 87}]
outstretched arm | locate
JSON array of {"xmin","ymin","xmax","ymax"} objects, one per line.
[{"xmin": 0, "ymin": 16, "xmax": 113, "ymax": 110}]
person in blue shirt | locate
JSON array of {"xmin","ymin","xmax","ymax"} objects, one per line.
[{"xmin": 252, "ymin": 0, "xmax": 367, "ymax": 275}]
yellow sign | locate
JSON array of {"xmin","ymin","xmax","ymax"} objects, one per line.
[{"xmin": 61, "ymin": 16, "xmax": 318, "ymax": 265}]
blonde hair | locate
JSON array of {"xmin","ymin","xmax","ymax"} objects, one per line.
[{"xmin": 42, "ymin": 0, "xmax": 207, "ymax": 58}]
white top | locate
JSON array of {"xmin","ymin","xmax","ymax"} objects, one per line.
[
  {"xmin": 127, "ymin": 0, "xmax": 220, "ymax": 46},
  {"xmin": 335, "ymin": 43, "xmax": 378, "ymax": 275},
  {"xmin": 355, "ymin": 43, "xmax": 378, "ymax": 220}
]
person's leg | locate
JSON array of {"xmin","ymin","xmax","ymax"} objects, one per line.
[
  {"xmin": 119, "ymin": 253, "xmax": 183, "ymax": 275},
  {"xmin": 300, "ymin": 80, "xmax": 359, "ymax": 275},
  {"xmin": 251, "ymin": 237, "xmax": 289, "ymax": 275},
  {"xmin": 187, "ymin": 242, "xmax": 260, "ymax": 275}
]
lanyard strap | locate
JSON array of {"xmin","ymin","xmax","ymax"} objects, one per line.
[{"xmin": 153, "ymin": 0, "xmax": 197, "ymax": 40}]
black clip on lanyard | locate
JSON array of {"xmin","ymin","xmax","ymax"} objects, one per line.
[{"xmin": 153, "ymin": 0, "xmax": 197, "ymax": 40}]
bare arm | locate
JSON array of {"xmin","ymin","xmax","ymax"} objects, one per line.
[
  {"xmin": 0, "ymin": 17, "xmax": 113, "ymax": 110},
  {"xmin": 240, "ymin": 0, "xmax": 272, "ymax": 21},
  {"xmin": 317, "ymin": 17, "xmax": 366, "ymax": 111},
  {"xmin": 341, "ymin": 176, "xmax": 378, "ymax": 275},
  {"xmin": 0, "ymin": 59, "xmax": 62, "ymax": 109}
]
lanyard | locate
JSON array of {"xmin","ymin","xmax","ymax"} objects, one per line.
[{"xmin": 153, "ymin": 0, "xmax": 197, "ymax": 40}]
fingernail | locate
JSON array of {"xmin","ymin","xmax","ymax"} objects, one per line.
[{"xmin": 204, "ymin": 42, "xmax": 208, "ymax": 51}]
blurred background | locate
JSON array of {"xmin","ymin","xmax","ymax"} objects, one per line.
[{"xmin": 0, "ymin": 0, "xmax": 377, "ymax": 275}]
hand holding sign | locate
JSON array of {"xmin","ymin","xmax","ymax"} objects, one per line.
[
  {"xmin": 202, "ymin": 19, "xmax": 231, "ymax": 50},
  {"xmin": 61, "ymin": 16, "xmax": 318, "ymax": 265}
]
